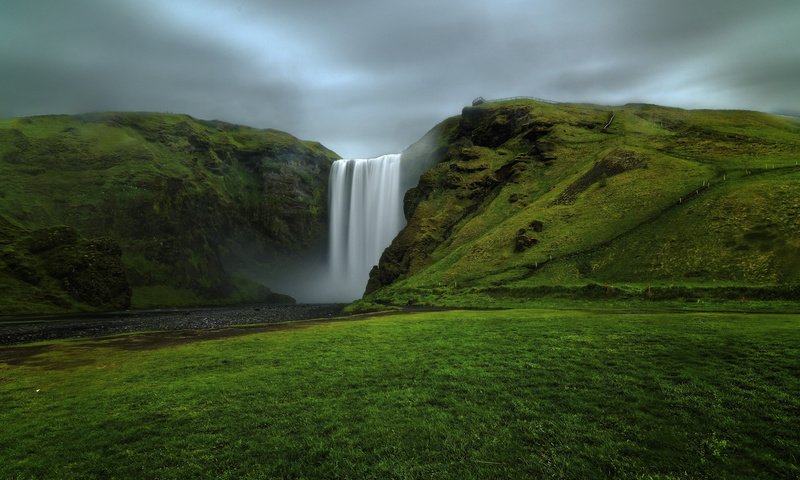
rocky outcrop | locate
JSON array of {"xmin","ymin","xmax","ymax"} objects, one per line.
[
  {"xmin": 37, "ymin": 231, "xmax": 131, "ymax": 310},
  {"xmin": 2, "ymin": 226, "xmax": 131, "ymax": 311},
  {"xmin": 459, "ymin": 105, "xmax": 531, "ymax": 148},
  {"xmin": 366, "ymin": 103, "xmax": 560, "ymax": 294},
  {"xmin": 514, "ymin": 221, "xmax": 544, "ymax": 253}
]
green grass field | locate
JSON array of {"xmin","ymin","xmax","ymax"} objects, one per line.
[{"xmin": 1, "ymin": 308, "xmax": 798, "ymax": 479}]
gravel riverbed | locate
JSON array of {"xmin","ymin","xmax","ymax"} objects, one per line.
[{"xmin": 0, "ymin": 303, "xmax": 346, "ymax": 346}]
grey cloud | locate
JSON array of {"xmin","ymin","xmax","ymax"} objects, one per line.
[{"xmin": 1, "ymin": 0, "xmax": 798, "ymax": 157}]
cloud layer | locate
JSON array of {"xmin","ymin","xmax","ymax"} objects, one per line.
[{"xmin": 1, "ymin": 0, "xmax": 798, "ymax": 157}]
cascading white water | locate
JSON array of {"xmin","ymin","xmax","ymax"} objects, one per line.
[{"xmin": 328, "ymin": 153, "xmax": 405, "ymax": 300}]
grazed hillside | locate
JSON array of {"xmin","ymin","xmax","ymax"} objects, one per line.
[
  {"xmin": 0, "ymin": 113, "xmax": 338, "ymax": 314},
  {"xmin": 366, "ymin": 100, "xmax": 800, "ymax": 305}
]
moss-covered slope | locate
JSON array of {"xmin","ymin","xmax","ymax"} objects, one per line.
[
  {"xmin": 0, "ymin": 112, "xmax": 338, "ymax": 314},
  {"xmin": 367, "ymin": 100, "xmax": 800, "ymax": 305}
]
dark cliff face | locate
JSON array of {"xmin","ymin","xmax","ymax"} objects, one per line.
[
  {"xmin": 0, "ymin": 113, "xmax": 338, "ymax": 313},
  {"xmin": 365, "ymin": 104, "xmax": 559, "ymax": 295},
  {"xmin": 366, "ymin": 100, "xmax": 800, "ymax": 302}
]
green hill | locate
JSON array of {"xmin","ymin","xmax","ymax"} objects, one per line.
[
  {"xmin": 0, "ymin": 112, "xmax": 338, "ymax": 314},
  {"xmin": 366, "ymin": 100, "xmax": 800, "ymax": 306}
]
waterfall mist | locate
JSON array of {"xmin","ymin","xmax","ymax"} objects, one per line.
[
  {"xmin": 245, "ymin": 125, "xmax": 445, "ymax": 304},
  {"xmin": 248, "ymin": 152, "xmax": 420, "ymax": 303},
  {"xmin": 327, "ymin": 154, "xmax": 405, "ymax": 301}
]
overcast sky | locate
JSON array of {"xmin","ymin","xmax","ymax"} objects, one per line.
[{"xmin": 1, "ymin": 0, "xmax": 798, "ymax": 158}]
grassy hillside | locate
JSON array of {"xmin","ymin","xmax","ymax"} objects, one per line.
[
  {"xmin": 0, "ymin": 113, "xmax": 339, "ymax": 314},
  {"xmin": 1, "ymin": 308, "xmax": 797, "ymax": 478},
  {"xmin": 366, "ymin": 100, "xmax": 800, "ymax": 306}
]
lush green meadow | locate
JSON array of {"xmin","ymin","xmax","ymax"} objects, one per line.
[{"xmin": 1, "ymin": 308, "xmax": 798, "ymax": 479}]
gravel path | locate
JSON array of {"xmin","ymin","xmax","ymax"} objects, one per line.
[{"xmin": 0, "ymin": 303, "xmax": 346, "ymax": 346}]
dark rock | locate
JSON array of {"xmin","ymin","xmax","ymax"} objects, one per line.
[
  {"xmin": 530, "ymin": 220, "xmax": 544, "ymax": 232},
  {"xmin": 3, "ymin": 255, "xmax": 41, "ymax": 285},
  {"xmin": 515, "ymin": 229, "xmax": 539, "ymax": 252},
  {"xmin": 366, "ymin": 244, "xmax": 409, "ymax": 296},
  {"xmin": 467, "ymin": 175, "xmax": 500, "ymax": 192},
  {"xmin": 460, "ymin": 106, "xmax": 530, "ymax": 148},
  {"xmin": 365, "ymin": 231, "xmax": 443, "ymax": 295},
  {"xmin": 521, "ymin": 122, "xmax": 555, "ymax": 143},
  {"xmin": 371, "ymin": 108, "xmax": 544, "ymax": 293},
  {"xmin": 445, "ymin": 171, "xmax": 466, "ymax": 188},
  {"xmin": 529, "ymin": 141, "xmax": 557, "ymax": 164},
  {"xmin": 452, "ymin": 149, "xmax": 484, "ymax": 165},
  {"xmin": 27, "ymin": 226, "xmax": 79, "ymax": 253},
  {"xmin": 495, "ymin": 159, "xmax": 528, "ymax": 183},
  {"xmin": 449, "ymin": 158, "xmax": 488, "ymax": 173},
  {"xmin": 42, "ymin": 237, "xmax": 131, "ymax": 310},
  {"xmin": 365, "ymin": 265, "xmax": 383, "ymax": 296},
  {"xmin": 403, "ymin": 184, "xmax": 429, "ymax": 220}
]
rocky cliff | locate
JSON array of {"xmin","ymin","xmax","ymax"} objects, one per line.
[{"xmin": 0, "ymin": 113, "xmax": 338, "ymax": 314}]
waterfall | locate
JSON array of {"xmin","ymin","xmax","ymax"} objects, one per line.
[{"xmin": 328, "ymin": 154, "xmax": 405, "ymax": 300}]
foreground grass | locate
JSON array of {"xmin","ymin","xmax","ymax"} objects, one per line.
[{"xmin": 1, "ymin": 309, "xmax": 798, "ymax": 479}]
